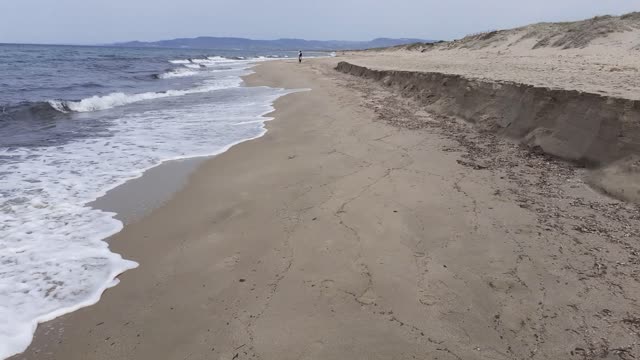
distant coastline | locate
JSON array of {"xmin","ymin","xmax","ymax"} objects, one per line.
[{"xmin": 111, "ymin": 36, "xmax": 433, "ymax": 51}]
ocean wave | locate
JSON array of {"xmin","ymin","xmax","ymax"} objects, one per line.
[
  {"xmin": 5, "ymin": 58, "xmax": 257, "ymax": 121},
  {"xmin": 155, "ymin": 63, "xmax": 233, "ymax": 79},
  {"xmin": 158, "ymin": 68, "xmax": 200, "ymax": 79},
  {"xmin": 169, "ymin": 57, "xmax": 222, "ymax": 65},
  {"xmin": 47, "ymin": 78, "xmax": 242, "ymax": 113},
  {"xmin": 169, "ymin": 56, "xmax": 258, "ymax": 66},
  {"xmin": 4, "ymin": 57, "xmax": 263, "ymax": 120},
  {"xmin": 0, "ymin": 101, "xmax": 69, "ymax": 123}
]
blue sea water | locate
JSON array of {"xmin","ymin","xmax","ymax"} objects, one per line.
[{"xmin": 0, "ymin": 44, "xmax": 311, "ymax": 358}]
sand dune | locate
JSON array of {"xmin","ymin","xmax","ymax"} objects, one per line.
[
  {"xmin": 347, "ymin": 12, "xmax": 640, "ymax": 101},
  {"xmin": 417, "ymin": 12, "xmax": 640, "ymax": 51}
]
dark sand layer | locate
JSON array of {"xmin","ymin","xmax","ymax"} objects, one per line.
[{"xmin": 15, "ymin": 58, "xmax": 640, "ymax": 360}]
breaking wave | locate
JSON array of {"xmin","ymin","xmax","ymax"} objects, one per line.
[{"xmin": 47, "ymin": 77, "xmax": 241, "ymax": 113}]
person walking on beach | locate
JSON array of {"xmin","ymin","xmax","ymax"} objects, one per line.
[{"xmin": 298, "ymin": 50, "xmax": 303, "ymax": 63}]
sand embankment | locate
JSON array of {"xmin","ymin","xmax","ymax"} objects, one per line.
[
  {"xmin": 335, "ymin": 61, "xmax": 640, "ymax": 203},
  {"xmin": 335, "ymin": 13, "xmax": 640, "ymax": 204}
]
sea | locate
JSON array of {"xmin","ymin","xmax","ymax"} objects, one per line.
[{"xmin": 0, "ymin": 43, "xmax": 321, "ymax": 358}]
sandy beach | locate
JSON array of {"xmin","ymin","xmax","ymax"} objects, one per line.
[{"xmin": 13, "ymin": 53, "xmax": 640, "ymax": 360}]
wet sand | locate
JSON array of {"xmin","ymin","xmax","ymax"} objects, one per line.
[
  {"xmin": 16, "ymin": 58, "xmax": 640, "ymax": 360},
  {"xmin": 90, "ymin": 157, "xmax": 209, "ymax": 224}
]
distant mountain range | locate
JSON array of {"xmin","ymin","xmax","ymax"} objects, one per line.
[{"xmin": 112, "ymin": 37, "xmax": 431, "ymax": 51}]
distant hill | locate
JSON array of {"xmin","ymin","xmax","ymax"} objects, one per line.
[{"xmin": 112, "ymin": 37, "xmax": 432, "ymax": 51}]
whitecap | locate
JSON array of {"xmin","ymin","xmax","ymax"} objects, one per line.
[
  {"xmin": 48, "ymin": 77, "xmax": 241, "ymax": 113},
  {"xmin": 158, "ymin": 68, "xmax": 199, "ymax": 79}
]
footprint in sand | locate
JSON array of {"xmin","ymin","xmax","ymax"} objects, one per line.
[
  {"xmin": 418, "ymin": 280, "xmax": 459, "ymax": 306},
  {"xmin": 320, "ymin": 279, "xmax": 338, "ymax": 297},
  {"xmin": 218, "ymin": 255, "xmax": 240, "ymax": 269},
  {"xmin": 301, "ymin": 340, "xmax": 326, "ymax": 360},
  {"xmin": 357, "ymin": 288, "xmax": 377, "ymax": 305}
]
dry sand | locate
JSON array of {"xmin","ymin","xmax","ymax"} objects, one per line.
[
  {"xmin": 342, "ymin": 47, "xmax": 640, "ymax": 100},
  {"xmin": 14, "ymin": 57, "xmax": 640, "ymax": 360}
]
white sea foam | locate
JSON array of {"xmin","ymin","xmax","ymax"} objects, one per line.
[
  {"xmin": 170, "ymin": 56, "xmax": 246, "ymax": 65},
  {"xmin": 0, "ymin": 59, "xmax": 296, "ymax": 359},
  {"xmin": 47, "ymin": 99, "xmax": 69, "ymax": 113},
  {"xmin": 159, "ymin": 68, "xmax": 199, "ymax": 79}
]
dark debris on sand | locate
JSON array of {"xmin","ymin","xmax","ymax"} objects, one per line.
[{"xmin": 336, "ymin": 69, "xmax": 640, "ymax": 360}]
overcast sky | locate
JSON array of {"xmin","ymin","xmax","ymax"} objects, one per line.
[{"xmin": 2, "ymin": 0, "xmax": 639, "ymax": 44}]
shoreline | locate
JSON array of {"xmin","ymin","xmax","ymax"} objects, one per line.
[
  {"xmin": 90, "ymin": 156, "xmax": 208, "ymax": 224},
  {"xmin": 7, "ymin": 61, "xmax": 295, "ymax": 359},
  {"xmin": 15, "ymin": 57, "xmax": 640, "ymax": 359},
  {"xmin": 13, "ymin": 59, "xmax": 312, "ymax": 359},
  {"xmin": 3, "ymin": 55, "xmax": 300, "ymax": 360},
  {"xmin": 89, "ymin": 81, "xmax": 297, "ymax": 224}
]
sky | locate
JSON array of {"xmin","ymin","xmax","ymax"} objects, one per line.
[{"xmin": 2, "ymin": 0, "xmax": 639, "ymax": 44}]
